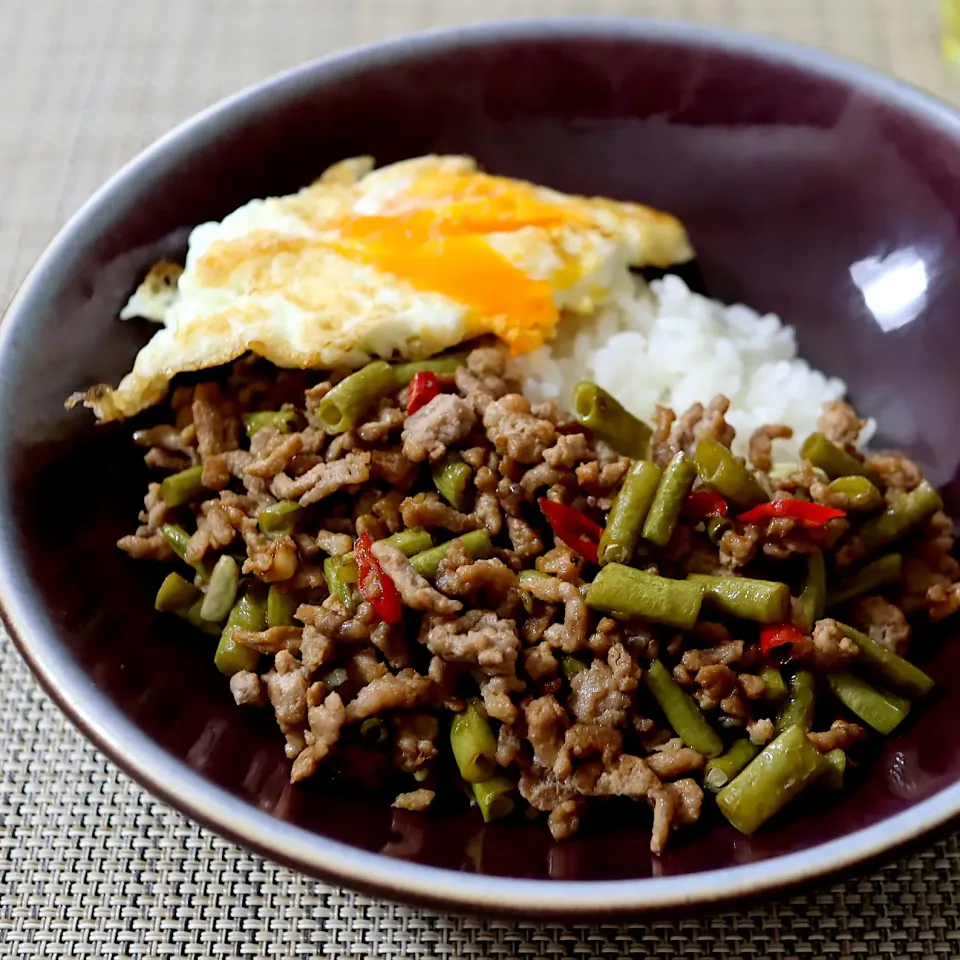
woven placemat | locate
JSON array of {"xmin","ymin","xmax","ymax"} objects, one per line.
[{"xmin": 4, "ymin": 1, "xmax": 960, "ymax": 955}]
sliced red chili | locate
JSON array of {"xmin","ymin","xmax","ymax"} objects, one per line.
[
  {"xmin": 738, "ymin": 499, "xmax": 846, "ymax": 526},
  {"xmin": 537, "ymin": 497, "xmax": 602, "ymax": 565},
  {"xmin": 354, "ymin": 533, "xmax": 402, "ymax": 623},
  {"xmin": 683, "ymin": 491, "xmax": 729, "ymax": 522},
  {"xmin": 760, "ymin": 623, "xmax": 806, "ymax": 657},
  {"xmin": 407, "ymin": 370, "xmax": 440, "ymax": 415}
]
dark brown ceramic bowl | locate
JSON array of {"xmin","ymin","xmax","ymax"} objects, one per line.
[{"xmin": 5, "ymin": 18, "xmax": 960, "ymax": 918}]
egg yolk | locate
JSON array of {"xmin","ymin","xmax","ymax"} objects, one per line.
[{"xmin": 333, "ymin": 172, "xmax": 585, "ymax": 354}]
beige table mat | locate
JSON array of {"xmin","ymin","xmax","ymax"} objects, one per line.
[{"xmin": 4, "ymin": 0, "xmax": 960, "ymax": 955}]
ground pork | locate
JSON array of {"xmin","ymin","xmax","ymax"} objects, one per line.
[
  {"xmin": 399, "ymin": 492, "xmax": 479, "ymax": 533},
  {"xmin": 344, "ymin": 669, "xmax": 435, "ymax": 721},
  {"xmin": 852, "ymin": 596, "xmax": 911, "ymax": 656},
  {"xmin": 520, "ymin": 575, "xmax": 587, "ymax": 652},
  {"xmin": 568, "ymin": 643, "xmax": 638, "ymax": 726},
  {"xmin": 483, "ymin": 394, "xmax": 557, "ymax": 464},
  {"xmin": 525, "ymin": 696, "xmax": 569, "ymax": 769},
  {"xmin": 315, "ymin": 529, "xmax": 354, "ymax": 557},
  {"xmin": 245, "ymin": 428, "xmax": 304, "ymax": 479},
  {"xmin": 233, "ymin": 626, "xmax": 303, "ymax": 654},
  {"xmin": 681, "ymin": 640, "xmax": 744, "ymax": 671},
  {"xmin": 692, "ymin": 663, "xmax": 737, "ymax": 710},
  {"xmin": 393, "ymin": 714, "xmax": 438, "ymax": 774},
  {"xmin": 803, "ymin": 618, "xmax": 859, "ymax": 671},
  {"xmin": 547, "ymin": 800, "xmax": 583, "ymax": 841},
  {"xmin": 370, "ymin": 541, "xmax": 462, "ymax": 614},
  {"xmin": 271, "ymin": 451, "xmax": 371, "ymax": 505},
  {"xmin": 422, "ymin": 611, "xmax": 520, "ymax": 674},
  {"xmin": 357, "ymin": 401, "xmax": 405, "ymax": 443},
  {"xmin": 401, "ymin": 393, "xmax": 477, "ymax": 463},
  {"xmin": 506, "ymin": 516, "xmax": 543, "ymax": 559},
  {"xmin": 455, "ymin": 345, "xmax": 512, "ymax": 413},
  {"xmin": 185, "ymin": 499, "xmax": 236, "ymax": 562},
  {"xmin": 749, "ymin": 424, "xmax": 793, "ymax": 473},
  {"xmin": 543, "ymin": 433, "xmax": 591, "ymax": 469},
  {"xmin": 435, "ymin": 557, "xmax": 520, "ymax": 615},
  {"xmin": 289, "ymin": 692, "xmax": 346, "ymax": 782},
  {"xmin": 524, "ymin": 642, "xmax": 559, "ymax": 681},
  {"xmin": 808, "ymin": 719, "xmax": 867, "ymax": 752},
  {"xmin": 117, "ymin": 529, "xmax": 174, "ymax": 561},
  {"xmin": 553, "ymin": 723, "xmax": 623, "ymax": 780},
  {"xmin": 719, "ymin": 525, "xmax": 760, "ymax": 568},
  {"xmin": 393, "ymin": 789, "xmax": 435, "ymax": 811},
  {"xmin": 649, "ymin": 779, "xmax": 703, "ymax": 855},
  {"xmin": 747, "ymin": 717, "xmax": 776, "ymax": 745},
  {"xmin": 646, "ymin": 745, "xmax": 706, "ymax": 779},
  {"xmin": 496, "ymin": 723, "xmax": 523, "ymax": 767},
  {"xmin": 229, "ymin": 670, "xmax": 265, "ymax": 707},
  {"xmin": 818, "ymin": 400, "xmax": 866, "ymax": 448},
  {"xmin": 866, "ymin": 451, "xmax": 923, "ymax": 497},
  {"xmin": 479, "ymin": 674, "xmax": 525, "ymax": 723}
]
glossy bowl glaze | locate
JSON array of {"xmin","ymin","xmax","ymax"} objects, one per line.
[{"xmin": 4, "ymin": 19, "xmax": 960, "ymax": 917}]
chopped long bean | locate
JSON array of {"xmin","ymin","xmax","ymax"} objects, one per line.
[
  {"xmin": 858, "ymin": 481, "xmax": 943, "ymax": 554},
  {"xmin": 160, "ymin": 464, "xmax": 205, "ymax": 508},
  {"xmin": 214, "ymin": 588, "xmax": 267, "ymax": 676},
  {"xmin": 472, "ymin": 775, "xmax": 516, "ymax": 822},
  {"xmin": 571, "ymin": 381, "xmax": 652, "ymax": 459},
  {"xmin": 706, "ymin": 515, "xmax": 732, "ymax": 545},
  {"xmin": 686, "ymin": 573, "xmax": 790, "ymax": 623},
  {"xmin": 267, "ymin": 586, "xmax": 299, "ymax": 628},
  {"xmin": 179, "ymin": 598, "xmax": 221, "ymax": 636},
  {"xmin": 704, "ymin": 739, "xmax": 759, "ymax": 791},
  {"xmin": 825, "ymin": 475, "xmax": 883, "ymax": 512},
  {"xmin": 160, "ymin": 523, "xmax": 213, "ymax": 580},
  {"xmin": 836, "ymin": 622, "xmax": 935, "ymax": 699},
  {"xmin": 800, "ymin": 551, "xmax": 827, "ymax": 628},
  {"xmin": 258, "ymin": 500, "xmax": 302, "ymax": 536},
  {"xmin": 801, "ymin": 432, "xmax": 879, "ymax": 483},
  {"xmin": 644, "ymin": 660, "xmax": 723, "ymax": 757},
  {"xmin": 827, "ymin": 672, "xmax": 910, "ymax": 734},
  {"xmin": 200, "ymin": 555, "xmax": 240, "ymax": 622},
  {"xmin": 322, "ymin": 667, "xmax": 348, "ymax": 689},
  {"xmin": 716, "ymin": 725, "xmax": 830, "ymax": 834},
  {"xmin": 409, "ymin": 530, "xmax": 493, "ymax": 579},
  {"xmin": 760, "ymin": 666, "xmax": 788, "ymax": 702},
  {"xmin": 694, "ymin": 438, "xmax": 766, "ymax": 508},
  {"xmin": 360, "ymin": 717, "xmax": 390, "ymax": 744},
  {"xmin": 599, "ymin": 460, "xmax": 661, "ymax": 565},
  {"xmin": 826, "ymin": 554, "xmax": 902, "ymax": 608},
  {"xmin": 392, "ymin": 353, "xmax": 466, "ymax": 385},
  {"xmin": 432, "ymin": 453, "xmax": 473, "ymax": 511},
  {"xmin": 324, "ymin": 556, "xmax": 358, "ymax": 613},
  {"xmin": 561, "ymin": 655, "xmax": 588, "ymax": 682},
  {"xmin": 776, "ymin": 670, "xmax": 816, "ymax": 732},
  {"xmin": 450, "ymin": 702, "xmax": 498, "ymax": 783},
  {"xmin": 642, "ymin": 451, "xmax": 697, "ymax": 547},
  {"xmin": 587, "ymin": 564, "xmax": 704, "ymax": 630},
  {"xmin": 819, "ymin": 749, "xmax": 847, "ymax": 791},
  {"xmin": 242, "ymin": 409, "xmax": 296, "ymax": 438},
  {"xmin": 519, "ymin": 568, "xmax": 550, "ymax": 613},
  {"xmin": 315, "ymin": 360, "xmax": 398, "ymax": 434},
  {"xmin": 382, "ymin": 528, "xmax": 434, "ymax": 557},
  {"xmin": 155, "ymin": 571, "xmax": 200, "ymax": 612}
]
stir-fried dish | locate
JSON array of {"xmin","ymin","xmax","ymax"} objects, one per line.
[
  {"xmin": 70, "ymin": 156, "xmax": 960, "ymax": 853},
  {"xmin": 113, "ymin": 347, "xmax": 957, "ymax": 852}
]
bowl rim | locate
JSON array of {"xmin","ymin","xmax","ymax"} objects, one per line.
[{"xmin": 4, "ymin": 15, "xmax": 960, "ymax": 918}]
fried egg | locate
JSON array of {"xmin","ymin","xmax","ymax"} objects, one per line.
[{"xmin": 73, "ymin": 155, "xmax": 694, "ymax": 421}]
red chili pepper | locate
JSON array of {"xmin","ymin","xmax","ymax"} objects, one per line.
[
  {"xmin": 537, "ymin": 497, "xmax": 603, "ymax": 564},
  {"xmin": 738, "ymin": 499, "xmax": 846, "ymax": 526},
  {"xmin": 760, "ymin": 623, "xmax": 806, "ymax": 657},
  {"xmin": 683, "ymin": 491, "xmax": 729, "ymax": 522},
  {"xmin": 354, "ymin": 533, "xmax": 402, "ymax": 623},
  {"xmin": 407, "ymin": 371, "xmax": 440, "ymax": 415}
]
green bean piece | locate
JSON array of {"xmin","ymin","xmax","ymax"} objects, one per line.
[
  {"xmin": 644, "ymin": 660, "xmax": 723, "ymax": 757},
  {"xmin": 324, "ymin": 556, "xmax": 358, "ymax": 613},
  {"xmin": 178, "ymin": 599, "xmax": 221, "ymax": 636},
  {"xmin": 716, "ymin": 725, "xmax": 830, "ymax": 834},
  {"xmin": 760, "ymin": 666, "xmax": 789, "ymax": 702},
  {"xmin": 413, "ymin": 768, "xmax": 431, "ymax": 783},
  {"xmin": 450, "ymin": 702, "xmax": 498, "ymax": 783},
  {"xmin": 704, "ymin": 740, "xmax": 760, "ymax": 792},
  {"xmin": 155, "ymin": 572, "xmax": 201, "ymax": 612},
  {"xmin": 836, "ymin": 622, "xmax": 935, "ymax": 700},
  {"xmin": 322, "ymin": 667, "xmax": 348, "ymax": 688},
  {"xmin": 826, "ymin": 554, "xmax": 903, "ymax": 608},
  {"xmin": 706, "ymin": 515, "xmax": 732, "ymax": 544},
  {"xmin": 381, "ymin": 528, "xmax": 434, "ymax": 557},
  {"xmin": 409, "ymin": 530, "xmax": 493, "ymax": 579},
  {"xmin": 472, "ymin": 775, "xmax": 516, "ymax": 823},
  {"xmin": 561, "ymin": 656, "xmax": 588, "ymax": 682},
  {"xmin": 392, "ymin": 353, "xmax": 467, "ymax": 386},
  {"xmin": 258, "ymin": 500, "xmax": 302, "ymax": 536},
  {"xmin": 214, "ymin": 588, "xmax": 267, "ymax": 676},
  {"xmin": 432, "ymin": 453, "xmax": 473, "ymax": 512},
  {"xmin": 827, "ymin": 672, "xmax": 910, "ymax": 734},
  {"xmin": 519, "ymin": 569, "xmax": 550, "ymax": 613},
  {"xmin": 586, "ymin": 564, "xmax": 704, "ymax": 630},
  {"xmin": 242, "ymin": 409, "xmax": 296, "ymax": 438},
  {"xmin": 571, "ymin": 381, "xmax": 653, "ymax": 458},
  {"xmin": 776, "ymin": 670, "xmax": 816, "ymax": 733},
  {"xmin": 160, "ymin": 465, "xmax": 205, "ymax": 508},
  {"xmin": 360, "ymin": 717, "xmax": 390, "ymax": 744},
  {"xmin": 800, "ymin": 551, "xmax": 827, "ymax": 629},
  {"xmin": 819, "ymin": 749, "xmax": 847, "ymax": 791},
  {"xmin": 686, "ymin": 573, "xmax": 790, "ymax": 624},
  {"xmin": 694, "ymin": 438, "xmax": 767, "ymax": 509},
  {"xmin": 641, "ymin": 451, "xmax": 697, "ymax": 547},
  {"xmin": 200, "ymin": 555, "xmax": 240, "ymax": 622},
  {"xmin": 267, "ymin": 586, "xmax": 299, "ymax": 628},
  {"xmin": 800, "ymin": 432, "xmax": 879, "ymax": 483},
  {"xmin": 599, "ymin": 460, "xmax": 662, "ymax": 565},
  {"xmin": 825, "ymin": 475, "xmax": 883, "ymax": 513},
  {"xmin": 315, "ymin": 360, "xmax": 398, "ymax": 434},
  {"xmin": 858, "ymin": 481, "xmax": 944, "ymax": 554},
  {"xmin": 160, "ymin": 523, "xmax": 213, "ymax": 580}
]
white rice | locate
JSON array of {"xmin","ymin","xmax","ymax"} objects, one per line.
[{"xmin": 512, "ymin": 274, "xmax": 870, "ymax": 461}]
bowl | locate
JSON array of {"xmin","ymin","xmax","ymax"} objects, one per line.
[{"xmin": 5, "ymin": 18, "xmax": 960, "ymax": 918}]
